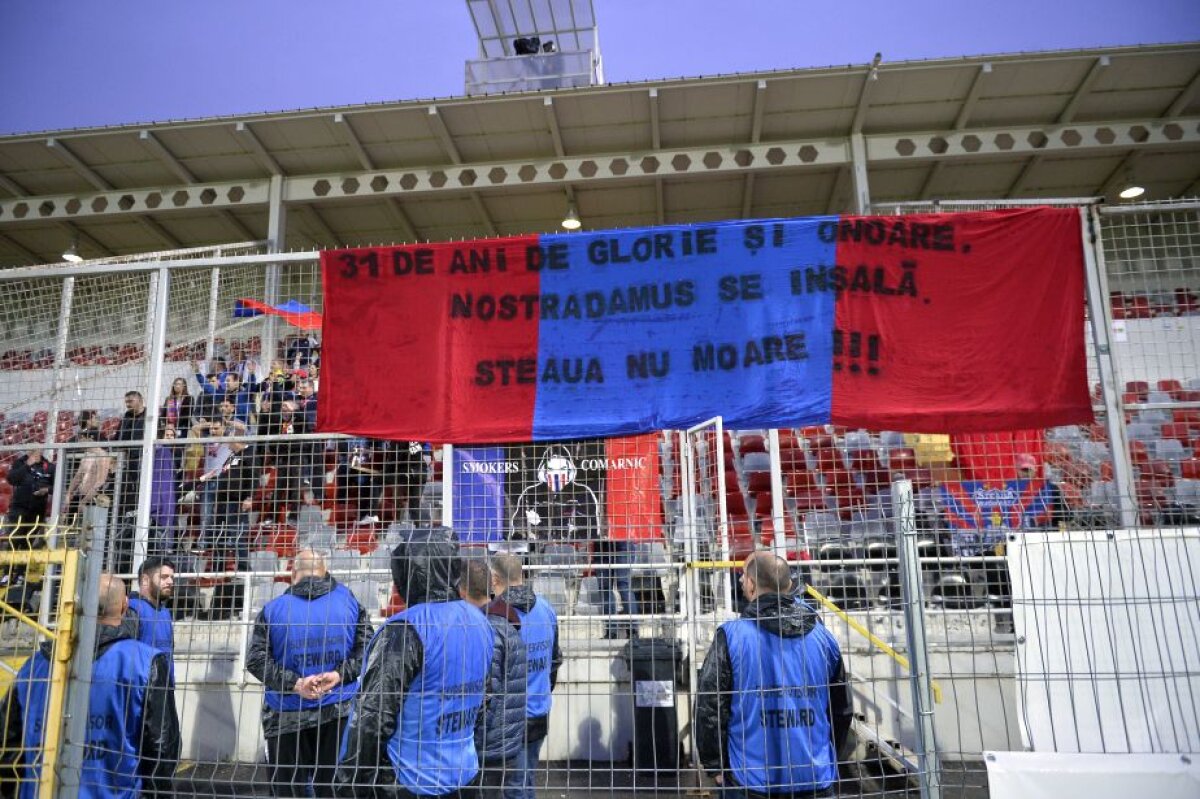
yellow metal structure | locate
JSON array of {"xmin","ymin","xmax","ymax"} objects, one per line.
[{"xmin": 0, "ymin": 536, "xmax": 81, "ymax": 799}]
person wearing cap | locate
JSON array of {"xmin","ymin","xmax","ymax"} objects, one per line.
[{"xmin": 335, "ymin": 527, "xmax": 494, "ymax": 798}]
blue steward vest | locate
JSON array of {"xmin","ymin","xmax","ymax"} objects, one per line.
[
  {"xmin": 723, "ymin": 617, "xmax": 840, "ymax": 794},
  {"xmin": 16, "ymin": 639, "xmax": 157, "ymax": 799},
  {"xmin": 261, "ymin": 582, "xmax": 360, "ymax": 712},
  {"xmin": 515, "ymin": 596, "xmax": 557, "ymax": 719},
  {"xmin": 128, "ymin": 596, "xmax": 174, "ymax": 656},
  {"xmin": 383, "ymin": 600, "xmax": 493, "ymax": 795}
]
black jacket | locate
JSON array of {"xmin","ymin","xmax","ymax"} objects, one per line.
[
  {"xmin": 245, "ymin": 574, "xmax": 374, "ymax": 736},
  {"xmin": 0, "ymin": 622, "xmax": 180, "ymax": 798},
  {"xmin": 476, "ymin": 600, "xmax": 528, "ymax": 763},
  {"xmin": 498, "ymin": 584, "xmax": 562, "ymax": 743},
  {"xmin": 694, "ymin": 593, "xmax": 854, "ymax": 778},
  {"xmin": 334, "ymin": 526, "xmax": 462, "ymax": 798},
  {"xmin": 6, "ymin": 454, "xmax": 54, "ymax": 517}
]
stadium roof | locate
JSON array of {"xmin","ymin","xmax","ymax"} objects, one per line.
[{"xmin": 0, "ymin": 41, "xmax": 1197, "ymax": 265}]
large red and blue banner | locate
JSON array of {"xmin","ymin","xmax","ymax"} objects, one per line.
[{"xmin": 319, "ymin": 208, "xmax": 1091, "ymax": 442}]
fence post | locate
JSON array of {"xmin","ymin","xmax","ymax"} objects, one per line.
[
  {"xmin": 133, "ymin": 267, "xmax": 171, "ymax": 574},
  {"xmin": 54, "ymin": 504, "xmax": 108, "ymax": 799},
  {"xmin": 892, "ymin": 478, "xmax": 943, "ymax": 799},
  {"xmin": 1081, "ymin": 205, "xmax": 1138, "ymax": 527}
]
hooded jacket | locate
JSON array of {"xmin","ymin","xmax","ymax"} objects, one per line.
[
  {"xmin": 476, "ymin": 599, "xmax": 529, "ymax": 764},
  {"xmin": 498, "ymin": 583, "xmax": 562, "ymax": 744},
  {"xmin": 245, "ymin": 574, "xmax": 373, "ymax": 737},
  {"xmin": 0, "ymin": 622, "xmax": 180, "ymax": 799},
  {"xmin": 695, "ymin": 592, "xmax": 853, "ymax": 791},
  {"xmin": 335, "ymin": 526, "xmax": 494, "ymax": 798}
]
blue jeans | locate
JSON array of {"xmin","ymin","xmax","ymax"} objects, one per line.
[{"xmin": 507, "ymin": 735, "xmax": 544, "ymax": 799}]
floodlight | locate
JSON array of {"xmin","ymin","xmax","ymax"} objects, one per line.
[{"xmin": 561, "ymin": 203, "xmax": 581, "ymax": 230}]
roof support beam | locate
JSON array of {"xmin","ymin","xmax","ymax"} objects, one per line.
[
  {"xmin": 384, "ymin": 199, "xmax": 420, "ymax": 242},
  {"xmin": 851, "ymin": 54, "xmax": 882, "ymax": 134},
  {"xmin": 333, "ymin": 113, "xmax": 375, "ymax": 171},
  {"xmin": 235, "ymin": 122, "xmax": 283, "ymax": 176},
  {"xmin": 0, "ymin": 231, "xmax": 43, "ymax": 265},
  {"xmin": 741, "ymin": 80, "xmax": 767, "ymax": 217},
  {"xmin": 0, "ymin": 173, "xmax": 30, "ymax": 199},
  {"xmin": 824, "ymin": 166, "xmax": 846, "ymax": 215},
  {"xmin": 301, "ymin": 205, "xmax": 339, "ymax": 247},
  {"xmin": 139, "ymin": 216, "xmax": 182, "ymax": 249},
  {"xmin": 427, "ymin": 106, "xmax": 463, "ymax": 164},
  {"xmin": 139, "ymin": 130, "xmax": 197, "ymax": 183},
  {"xmin": 953, "ymin": 62, "xmax": 992, "ymax": 129},
  {"xmin": 471, "ymin": 194, "xmax": 498, "ymax": 237},
  {"xmin": 1059, "ymin": 56, "xmax": 1109, "ymax": 124},
  {"xmin": 47, "ymin": 138, "xmax": 111, "ymax": 191},
  {"xmin": 140, "ymin": 129, "xmax": 257, "ymax": 242},
  {"xmin": 650, "ymin": 89, "xmax": 663, "ymax": 223},
  {"xmin": 1165, "ymin": 67, "xmax": 1200, "ymax": 117}
]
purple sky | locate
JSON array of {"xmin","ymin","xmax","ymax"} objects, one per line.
[{"xmin": 0, "ymin": 0, "xmax": 1196, "ymax": 135}]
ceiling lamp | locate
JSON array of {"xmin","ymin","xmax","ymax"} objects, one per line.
[
  {"xmin": 561, "ymin": 202, "xmax": 581, "ymax": 230},
  {"xmin": 62, "ymin": 236, "xmax": 83, "ymax": 263},
  {"xmin": 1118, "ymin": 183, "xmax": 1146, "ymax": 200}
]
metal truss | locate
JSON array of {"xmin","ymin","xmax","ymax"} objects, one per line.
[{"xmin": 1, "ymin": 116, "xmax": 1196, "ymax": 226}]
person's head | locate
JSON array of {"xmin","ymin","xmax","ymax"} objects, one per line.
[
  {"xmin": 390, "ymin": 526, "xmax": 461, "ymax": 606},
  {"xmin": 97, "ymin": 573, "xmax": 128, "ymax": 626},
  {"xmin": 170, "ymin": 377, "xmax": 189, "ymax": 397},
  {"xmin": 124, "ymin": 391, "xmax": 144, "ymax": 414},
  {"xmin": 209, "ymin": 419, "xmax": 227, "ymax": 438},
  {"xmin": 25, "ymin": 447, "xmax": 44, "ymax": 464},
  {"xmin": 225, "ymin": 373, "xmax": 242, "ymax": 392},
  {"xmin": 161, "ymin": 425, "xmax": 177, "ymax": 440},
  {"xmin": 297, "ymin": 378, "xmax": 315, "ymax": 399},
  {"xmin": 489, "ymin": 553, "xmax": 525, "ymax": 592},
  {"xmin": 740, "ymin": 551, "xmax": 791, "ymax": 601},
  {"xmin": 80, "ymin": 409, "xmax": 100, "ymax": 430},
  {"xmin": 219, "ymin": 399, "xmax": 236, "ymax": 419},
  {"xmin": 1016, "ymin": 453, "xmax": 1038, "ymax": 479},
  {"xmin": 138, "ymin": 556, "xmax": 176, "ymax": 603},
  {"xmin": 205, "ymin": 372, "xmax": 220, "ymax": 389},
  {"xmin": 292, "ymin": 549, "xmax": 328, "ymax": 582},
  {"xmin": 459, "ymin": 559, "xmax": 491, "ymax": 608}
]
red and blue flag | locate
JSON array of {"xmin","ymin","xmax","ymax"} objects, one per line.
[{"xmin": 318, "ymin": 208, "xmax": 1091, "ymax": 442}]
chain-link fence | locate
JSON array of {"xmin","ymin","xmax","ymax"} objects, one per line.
[{"xmin": 0, "ymin": 202, "xmax": 1197, "ymax": 798}]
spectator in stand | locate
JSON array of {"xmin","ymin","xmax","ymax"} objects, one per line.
[
  {"xmin": 191, "ymin": 357, "xmax": 232, "ymax": 394},
  {"xmin": 696, "ymin": 552, "xmax": 852, "ymax": 798},
  {"xmin": 337, "ymin": 440, "xmax": 384, "ymax": 525},
  {"xmin": 4, "ymin": 449, "xmax": 55, "ymax": 551},
  {"xmin": 115, "ymin": 391, "xmax": 148, "ymax": 521},
  {"xmin": 74, "ymin": 409, "xmax": 103, "ymax": 442},
  {"xmin": 186, "ymin": 416, "xmax": 247, "ymax": 559},
  {"xmin": 64, "ymin": 426, "xmax": 115, "ymax": 517},
  {"xmin": 286, "ymin": 334, "xmax": 320, "ymax": 370},
  {"xmin": 460, "ymin": 559, "xmax": 528, "ymax": 799},
  {"xmin": 161, "ymin": 377, "xmax": 194, "ymax": 433},
  {"xmin": 247, "ymin": 550, "xmax": 373, "ymax": 798},
  {"xmin": 294, "ymin": 377, "xmax": 322, "ymax": 491},
  {"xmin": 378, "ymin": 440, "xmax": 429, "ymax": 523},
  {"xmin": 336, "ymin": 527, "xmax": 494, "ymax": 798},
  {"xmin": 489, "ymin": 554, "xmax": 561, "ymax": 799},
  {"xmin": 1016, "ymin": 453, "xmax": 1070, "ymax": 528},
  {"xmin": 208, "ymin": 433, "xmax": 261, "ymax": 570},
  {"xmin": 223, "ymin": 370, "xmax": 259, "ymax": 427},
  {"xmin": 0, "ymin": 573, "xmax": 180, "ymax": 799},
  {"xmin": 149, "ymin": 425, "xmax": 181, "ymax": 554}
]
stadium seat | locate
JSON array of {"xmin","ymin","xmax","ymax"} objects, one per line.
[
  {"xmin": 1180, "ymin": 459, "xmax": 1200, "ymax": 480},
  {"xmin": 785, "ymin": 469, "xmax": 829, "ymax": 512},
  {"xmin": 1174, "ymin": 479, "xmax": 1200, "ymax": 511},
  {"xmin": 1152, "ymin": 439, "xmax": 1189, "ymax": 463},
  {"xmin": 741, "ymin": 451, "xmax": 771, "ymax": 475},
  {"xmin": 738, "ymin": 433, "xmax": 767, "ymax": 454},
  {"xmin": 745, "ymin": 471, "xmax": 772, "ymax": 495}
]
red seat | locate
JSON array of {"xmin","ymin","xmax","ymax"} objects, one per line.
[
  {"xmin": 739, "ymin": 434, "xmax": 767, "ymax": 454},
  {"xmin": 785, "ymin": 470, "xmax": 830, "ymax": 512},
  {"xmin": 1174, "ymin": 409, "xmax": 1200, "ymax": 430},
  {"xmin": 1128, "ymin": 296, "xmax": 1153, "ymax": 319},
  {"xmin": 1175, "ymin": 288, "xmax": 1198, "ymax": 315},
  {"xmin": 746, "ymin": 471, "xmax": 772, "ymax": 494},
  {"xmin": 1110, "ymin": 292, "xmax": 1129, "ymax": 320},
  {"xmin": 1126, "ymin": 380, "xmax": 1150, "ymax": 395},
  {"xmin": 1139, "ymin": 460, "xmax": 1174, "ymax": 486},
  {"xmin": 1161, "ymin": 423, "xmax": 1192, "ymax": 444},
  {"xmin": 1129, "ymin": 440, "xmax": 1149, "ymax": 464},
  {"xmin": 1180, "ymin": 459, "xmax": 1200, "ymax": 480}
]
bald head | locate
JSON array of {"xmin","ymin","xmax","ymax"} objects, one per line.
[
  {"xmin": 97, "ymin": 573, "xmax": 128, "ymax": 625},
  {"xmin": 742, "ymin": 551, "xmax": 792, "ymax": 600},
  {"xmin": 292, "ymin": 549, "xmax": 328, "ymax": 581},
  {"xmin": 489, "ymin": 554, "xmax": 525, "ymax": 590}
]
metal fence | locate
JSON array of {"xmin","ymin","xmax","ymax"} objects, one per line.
[{"xmin": 0, "ymin": 200, "xmax": 1197, "ymax": 798}]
